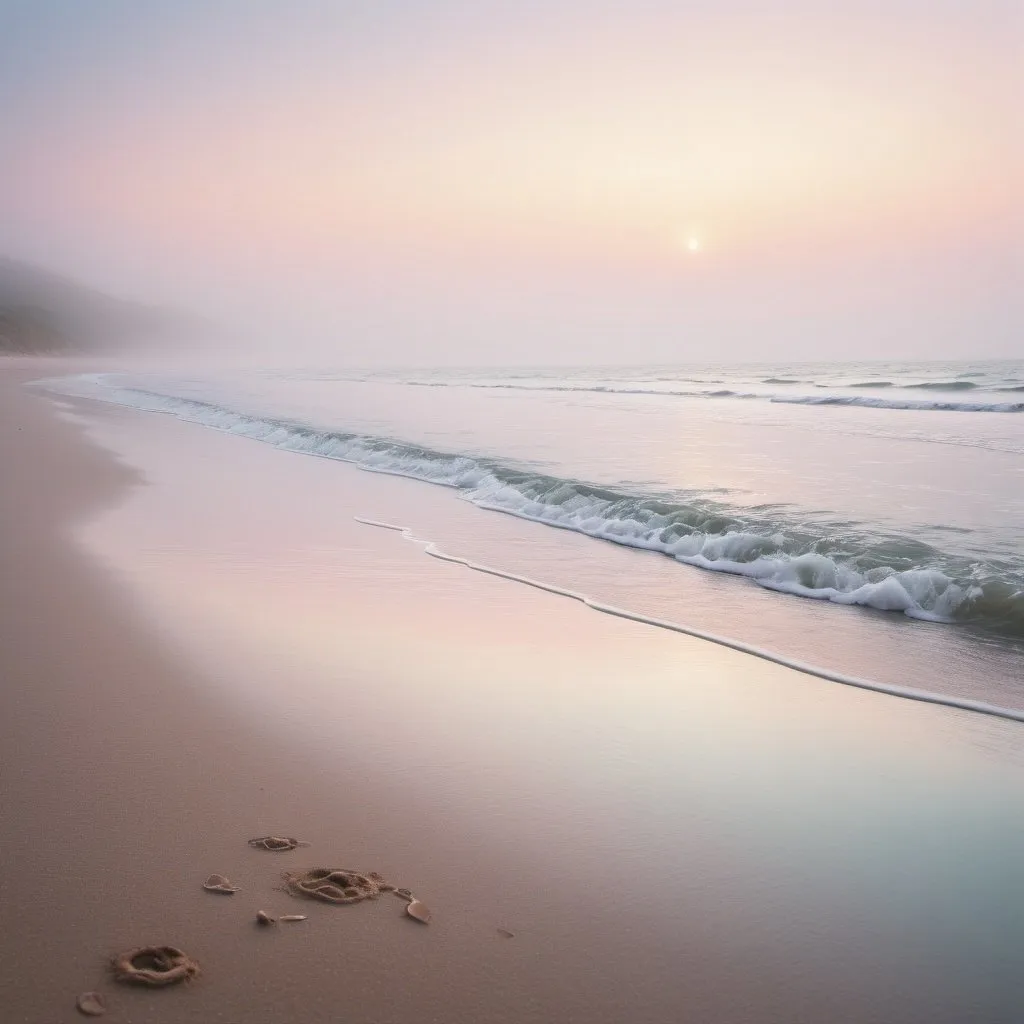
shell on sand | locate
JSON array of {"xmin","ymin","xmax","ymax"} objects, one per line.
[
  {"xmin": 248, "ymin": 836, "xmax": 307, "ymax": 852},
  {"xmin": 256, "ymin": 910, "xmax": 275, "ymax": 926},
  {"xmin": 406, "ymin": 899, "xmax": 431, "ymax": 924},
  {"xmin": 111, "ymin": 946, "xmax": 199, "ymax": 987},
  {"xmin": 279, "ymin": 914, "xmax": 307, "ymax": 922},
  {"xmin": 76, "ymin": 991, "xmax": 106, "ymax": 1016},
  {"xmin": 202, "ymin": 873, "xmax": 239, "ymax": 894}
]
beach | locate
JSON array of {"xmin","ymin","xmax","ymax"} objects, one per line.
[{"xmin": 2, "ymin": 362, "xmax": 1023, "ymax": 1023}]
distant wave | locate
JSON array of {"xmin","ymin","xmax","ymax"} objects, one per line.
[
  {"xmin": 848, "ymin": 381, "xmax": 894, "ymax": 388},
  {"xmin": 769, "ymin": 394, "xmax": 1024, "ymax": 413},
  {"xmin": 657, "ymin": 376, "xmax": 724, "ymax": 384},
  {"xmin": 394, "ymin": 379, "xmax": 1024, "ymax": 413},
  {"xmin": 761, "ymin": 377, "xmax": 806, "ymax": 384},
  {"xmin": 38, "ymin": 374, "xmax": 1024, "ymax": 641},
  {"xmin": 904, "ymin": 380, "xmax": 979, "ymax": 391}
]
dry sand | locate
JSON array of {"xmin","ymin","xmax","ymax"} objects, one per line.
[{"xmin": 2, "ymin": 363, "xmax": 1022, "ymax": 1023}]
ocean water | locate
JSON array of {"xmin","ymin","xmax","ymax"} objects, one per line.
[
  {"xmin": 42, "ymin": 359, "xmax": 1024, "ymax": 712},
  {"xmin": 41, "ymin": 374, "xmax": 1024, "ymax": 1024}
]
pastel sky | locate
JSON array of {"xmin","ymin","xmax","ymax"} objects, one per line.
[{"xmin": 1, "ymin": 0, "xmax": 1021, "ymax": 364}]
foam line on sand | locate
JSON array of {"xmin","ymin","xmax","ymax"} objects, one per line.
[{"xmin": 355, "ymin": 516, "xmax": 1024, "ymax": 725}]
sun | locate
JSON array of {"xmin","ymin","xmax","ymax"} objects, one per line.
[{"xmin": 675, "ymin": 228, "xmax": 704, "ymax": 255}]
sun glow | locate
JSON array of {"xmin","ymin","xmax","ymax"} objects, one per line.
[{"xmin": 675, "ymin": 229, "xmax": 704, "ymax": 255}]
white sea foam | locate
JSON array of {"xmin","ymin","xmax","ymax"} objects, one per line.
[{"xmin": 33, "ymin": 373, "xmax": 1024, "ymax": 636}]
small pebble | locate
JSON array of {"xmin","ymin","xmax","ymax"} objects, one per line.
[
  {"xmin": 256, "ymin": 910, "xmax": 275, "ymax": 926},
  {"xmin": 76, "ymin": 991, "xmax": 106, "ymax": 1016}
]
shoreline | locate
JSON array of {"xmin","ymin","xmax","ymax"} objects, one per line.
[
  {"xmin": 37, "ymin": 365, "xmax": 1024, "ymax": 711},
  {"xmin": 3, "ymin": 363, "xmax": 1023, "ymax": 1023},
  {"xmin": 354, "ymin": 516, "xmax": 1024, "ymax": 725},
  {"xmin": 0, "ymin": 369, "xmax": 500, "ymax": 1021}
]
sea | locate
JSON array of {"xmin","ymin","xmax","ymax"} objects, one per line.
[{"xmin": 43, "ymin": 358, "xmax": 1024, "ymax": 715}]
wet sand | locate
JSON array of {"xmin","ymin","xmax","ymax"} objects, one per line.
[{"xmin": 2, "ymin": 363, "xmax": 1023, "ymax": 1023}]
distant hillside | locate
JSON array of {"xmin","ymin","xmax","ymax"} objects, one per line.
[{"xmin": 0, "ymin": 258, "xmax": 196, "ymax": 354}]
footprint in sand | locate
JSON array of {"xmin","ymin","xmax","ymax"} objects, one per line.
[
  {"xmin": 111, "ymin": 946, "xmax": 200, "ymax": 987},
  {"xmin": 248, "ymin": 836, "xmax": 309, "ymax": 851},
  {"xmin": 284, "ymin": 867, "xmax": 396, "ymax": 904},
  {"xmin": 202, "ymin": 873, "xmax": 240, "ymax": 894},
  {"xmin": 285, "ymin": 868, "xmax": 432, "ymax": 922}
]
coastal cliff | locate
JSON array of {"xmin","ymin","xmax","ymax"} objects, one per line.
[{"xmin": 0, "ymin": 258, "xmax": 192, "ymax": 353}]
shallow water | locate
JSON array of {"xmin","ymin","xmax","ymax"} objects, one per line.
[
  {"xmin": 58, "ymin": 394, "xmax": 1024, "ymax": 1024},
  {"xmin": 40, "ymin": 359, "xmax": 1024, "ymax": 710}
]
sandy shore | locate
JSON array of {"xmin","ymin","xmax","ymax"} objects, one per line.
[
  {"xmin": 2, "ymin": 363, "xmax": 1023, "ymax": 1023},
  {"xmin": 0, "ymin": 369, "xmax": 472, "ymax": 1023}
]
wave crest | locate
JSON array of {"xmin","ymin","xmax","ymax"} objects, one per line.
[
  {"xmin": 904, "ymin": 380, "xmax": 979, "ymax": 391},
  {"xmin": 37, "ymin": 375, "xmax": 1024, "ymax": 641}
]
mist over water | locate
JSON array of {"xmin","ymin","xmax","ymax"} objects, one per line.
[{"xmin": 2, "ymin": 1, "xmax": 1021, "ymax": 368}]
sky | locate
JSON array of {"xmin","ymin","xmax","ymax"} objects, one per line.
[{"xmin": 1, "ymin": 0, "xmax": 1021, "ymax": 365}]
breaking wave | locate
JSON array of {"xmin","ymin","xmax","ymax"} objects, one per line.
[
  {"xmin": 38, "ymin": 374, "xmax": 1024, "ymax": 640},
  {"xmin": 769, "ymin": 394, "xmax": 1024, "ymax": 413}
]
